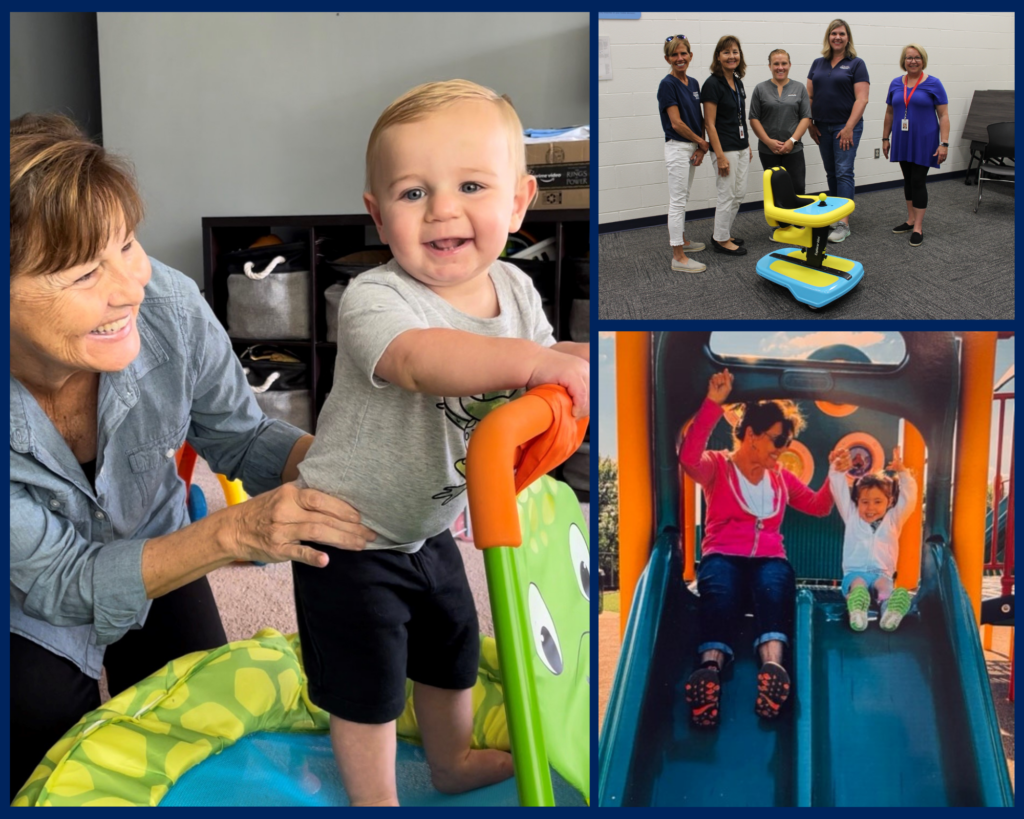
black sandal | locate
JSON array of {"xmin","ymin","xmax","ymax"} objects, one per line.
[
  {"xmin": 754, "ymin": 661, "xmax": 791, "ymax": 719},
  {"xmin": 685, "ymin": 660, "xmax": 722, "ymax": 728}
]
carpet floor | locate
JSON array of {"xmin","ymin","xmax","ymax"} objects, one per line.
[{"xmin": 599, "ymin": 176, "xmax": 1014, "ymax": 319}]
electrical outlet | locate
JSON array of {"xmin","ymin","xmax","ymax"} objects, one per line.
[{"xmin": 874, "ymin": 148, "xmax": 880, "ymax": 159}]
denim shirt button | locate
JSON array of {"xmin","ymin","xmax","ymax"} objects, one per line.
[
  {"xmin": 94, "ymin": 510, "xmax": 106, "ymax": 521},
  {"xmin": 165, "ymin": 448, "xmax": 176, "ymax": 459},
  {"xmin": 49, "ymin": 498, "xmax": 61, "ymax": 509}
]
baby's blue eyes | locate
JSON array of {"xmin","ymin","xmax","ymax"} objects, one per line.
[{"xmin": 400, "ymin": 183, "xmax": 484, "ymax": 201}]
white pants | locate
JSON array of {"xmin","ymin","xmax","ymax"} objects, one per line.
[
  {"xmin": 711, "ymin": 148, "xmax": 750, "ymax": 242},
  {"xmin": 665, "ymin": 140, "xmax": 698, "ymax": 246}
]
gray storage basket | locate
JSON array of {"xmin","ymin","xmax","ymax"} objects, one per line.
[
  {"xmin": 324, "ymin": 282, "xmax": 347, "ymax": 343},
  {"xmin": 227, "ymin": 260, "xmax": 311, "ymax": 339}
]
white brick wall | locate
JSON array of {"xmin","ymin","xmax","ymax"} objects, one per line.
[{"xmin": 599, "ymin": 12, "xmax": 1015, "ymax": 224}]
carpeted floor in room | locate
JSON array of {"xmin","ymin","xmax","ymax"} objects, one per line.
[{"xmin": 598, "ymin": 176, "xmax": 1014, "ymax": 319}]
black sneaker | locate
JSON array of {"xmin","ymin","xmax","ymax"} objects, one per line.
[
  {"xmin": 892, "ymin": 221, "xmax": 914, "ymax": 234},
  {"xmin": 910, "ymin": 232, "xmax": 923, "ymax": 247}
]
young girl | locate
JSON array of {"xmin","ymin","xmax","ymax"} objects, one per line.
[{"xmin": 829, "ymin": 446, "xmax": 918, "ymax": 631}]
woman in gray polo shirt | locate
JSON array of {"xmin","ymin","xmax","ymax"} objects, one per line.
[{"xmin": 749, "ymin": 49, "xmax": 812, "ymax": 198}]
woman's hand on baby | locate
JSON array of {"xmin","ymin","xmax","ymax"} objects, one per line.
[
  {"xmin": 706, "ymin": 369, "xmax": 733, "ymax": 404},
  {"xmin": 886, "ymin": 446, "xmax": 904, "ymax": 472},
  {"xmin": 227, "ymin": 483, "xmax": 376, "ymax": 567},
  {"xmin": 528, "ymin": 347, "xmax": 590, "ymax": 417}
]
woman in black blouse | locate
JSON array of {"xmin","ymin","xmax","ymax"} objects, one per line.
[{"xmin": 701, "ymin": 35, "xmax": 753, "ymax": 257}]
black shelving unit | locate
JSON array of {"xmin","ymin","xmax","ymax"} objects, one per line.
[{"xmin": 201, "ymin": 210, "xmax": 589, "ymax": 444}]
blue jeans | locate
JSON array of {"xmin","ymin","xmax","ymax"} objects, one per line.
[
  {"xmin": 696, "ymin": 554, "xmax": 796, "ymax": 661},
  {"xmin": 816, "ymin": 120, "xmax": 863, "ymax": 202}
]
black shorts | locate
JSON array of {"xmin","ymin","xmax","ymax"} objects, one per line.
[{"xmin": 292, "ymin": 530, "xmax": 479, "ymax": 724}]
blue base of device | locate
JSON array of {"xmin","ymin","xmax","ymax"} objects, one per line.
[{"xmin": 755, "ymin": 247, "xmax": 865, "ymax": 309}]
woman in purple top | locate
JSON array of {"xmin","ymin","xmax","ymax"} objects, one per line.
[
  {"xmin": 882, "ymin": 44, "xmax": 950, "ymax": 248},
  {"xmin": 657, "ymin": 35, "xmax": 711, "ymax": 273},
  {"xmin": 806, "ymin": 19, "xmax": 870, "ymax": 244}
]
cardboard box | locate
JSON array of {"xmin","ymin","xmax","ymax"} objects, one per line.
[{"xmin": 526, "ymin": 140, "xmax": 589, "ymax": 210}]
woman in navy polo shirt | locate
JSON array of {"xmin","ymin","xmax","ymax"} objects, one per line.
[
  {"xmin": 807, "ymin": 19, "xmax": 870, "ymax": 244},
  {"xmin": 882, "ymin": 44, "xmax": 949, "ymax": 248},
  {"xmin": 658, "ymin": 35, "xmax": 711, "ymax": 273},
  {"xmin": 701, "ymin": 35, "xmax": 753, "ymax": 257}
]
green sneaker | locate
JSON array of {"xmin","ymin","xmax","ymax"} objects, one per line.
[
  {"xmin": 847, "ymin": 585, "xmax": 870, "ymax": 631},
  {"xmin": 880, "ymin": 587, "xmax": 912, "ymax": 631}
]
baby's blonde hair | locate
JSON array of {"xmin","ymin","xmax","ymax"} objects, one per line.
[{"xmin": 365, "ymin": 79, "xmax": 526, "ymax": 192}]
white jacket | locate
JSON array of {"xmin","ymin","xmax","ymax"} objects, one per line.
[{"xmin": 829, "ymin": 467, "xmax": 918, "ymax": 576}]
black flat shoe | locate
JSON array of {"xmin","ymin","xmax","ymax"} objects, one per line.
[
  {"xmin": 892, "ymin": 221, "xmax": 914, "ymax": 234},
  {"xmin": 910, "ymin": 231, "xmax": 923, "ymax": 247},
  {"xmin": 729, "ymin": 237, "xmax": 745, "ymax": 246},
  {"xmin": 713, "ymin": 241, "xmax": 747, "ymax": 256}
]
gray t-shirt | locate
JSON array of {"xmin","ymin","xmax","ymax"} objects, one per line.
[
  {"xmin": 748, "ymin": 79, "xmax": 812, "ymax": 154},
  {"xmin": 297, "ymin": 259, "xmax": 555, "ymax": 553}
]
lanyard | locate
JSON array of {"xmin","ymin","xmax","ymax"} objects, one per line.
[
  {"xmin": 729, "ymin": 78, "xmax": 744, "ymax": 138},
  {"xmin": 902, "ymin": 74, "xmax": 923, "ymax": 119}
]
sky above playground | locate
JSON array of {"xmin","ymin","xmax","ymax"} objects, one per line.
[{"xmin": 598, "ymin": 331, "xmax": 1015, "ymax": 476}]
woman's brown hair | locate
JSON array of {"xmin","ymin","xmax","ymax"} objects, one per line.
[
  {"xmin": 709, "ymin": 35, "xmax": 746, "ymax": 79},
  {"xmin": 730, "ymin": 400, "xmax": 806, "ymax": 447},
  {"xmin": 10, "ymin": 113, "xmax": 144, "ymax": 278}
]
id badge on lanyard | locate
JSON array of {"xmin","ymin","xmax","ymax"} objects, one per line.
[
  {"xmin": 733, "ymin": 82, "xmax": 745, "ymax": 139},
  {"xmin": 902, "ymin": 74, "xmax": 922, "ymax": 132}
]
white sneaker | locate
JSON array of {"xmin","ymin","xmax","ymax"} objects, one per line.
[
  {"xmin": 849, "ymin": 609, "xmax": 868, "ymax": 632},
  {"xmin": 828, "ymin": 223, "xmax": 851, "ymax": 243},
  {"xmin": 671, "ymin": 257, "xmax": 707, "ymax": 273}
]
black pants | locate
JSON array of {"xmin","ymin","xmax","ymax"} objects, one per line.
[
  {"xmin": 900, "ymin": 161, "xmax": 930, "ymax": 209},
  {"xmin": 759, "ymin": 150, "xmax": 807, "ymax": 196},
  {"xmin": 10, "ymin": 577, "xmax": 225, "ymax": 801}
]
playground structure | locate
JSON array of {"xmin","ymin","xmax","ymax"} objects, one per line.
[
  {"xmin": 14, "ymin": 388, "xmax": 590, "ymax": 807},
  {"xmin": 600, "ymin": 331, "xmax": 1014, "ymax": 807}
]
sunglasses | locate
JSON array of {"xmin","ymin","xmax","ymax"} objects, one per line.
[
  {"xmin": 761, "ymin": 430, "xmax": 793, "ymax": 449},
  {"xmin": 666, "ymin": 34, "xmax": 687, "ymax": 42}
]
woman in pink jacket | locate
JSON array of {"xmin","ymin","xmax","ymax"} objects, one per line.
[{"xmin": 679, "ymin": 369, "xmax": 833, "ymax": 728}]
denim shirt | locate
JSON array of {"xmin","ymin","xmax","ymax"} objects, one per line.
[{"xmin": 10, "ymin": 258, "xmax": 306, "ymax": 679}]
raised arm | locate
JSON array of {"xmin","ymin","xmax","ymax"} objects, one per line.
[
  {"xmin": 784, "ymin": 469, "xmax": 835, "ymax": 517},
  {"xmin": 679, "ymin": 369, "xmax": 733, "ymax": 486},
  {"xmin": 827, "ymin": 446, "xmax": 855, "ymax": 522}
]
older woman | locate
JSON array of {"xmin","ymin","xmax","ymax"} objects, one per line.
[
  {"xmin": 749, "ymin": 49, "xmax": 813, "ymax": 199},
  {"xmin": 882, "ymin": 44, "xmax": 949, "ymax": 248},
  {"xmin": 807, "ymin": 19, "xmax": 870, "ymax": 243},
  {"xmin": 678, "ymin": 369, "xmax": 833, "ymax": 728},
  {"xmin": 659, "ymin": 34, "xmax": 710, "ymax": 273},
  {"xmin": 9, "ymin": 114, "xmax": 374, "ymax": 798}
]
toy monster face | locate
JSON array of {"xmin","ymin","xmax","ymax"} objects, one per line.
[{"xmin": 517, "ymin": 477, "xmax": 590, "ymax": 799}]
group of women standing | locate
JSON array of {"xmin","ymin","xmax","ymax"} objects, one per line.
[{"xmin": 659, "ymin": 19, "xmax": 950, "ymax": 274}]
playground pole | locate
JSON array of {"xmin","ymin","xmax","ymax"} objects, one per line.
[
  {"xmin": 952, "ymin": 331, "xmax": 997, "ymax": 623},
  {"xmin": 898, "ymin": 421, "xmax": 925, "ymax": 590},
  {"xmin": 615, "ymin": 332, "xmax": 653, "ymax": 641},
  {"xmin": 683, "ymin": 473, "xmax": 696, "ymax": 582}
]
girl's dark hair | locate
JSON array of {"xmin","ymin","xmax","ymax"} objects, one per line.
[
  {"xmin": 852, "ymin": 472, "xmax": 899, "ymax": 506},
  {"xmin": 730, "ymin": 400, "xmax": 805, "ymax": 446}
]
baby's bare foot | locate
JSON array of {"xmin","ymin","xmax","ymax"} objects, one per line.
[{"xmin": 430, "ymin": 749, "xmax": 514, "ymax": 794}]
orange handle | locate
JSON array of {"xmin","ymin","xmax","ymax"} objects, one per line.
[{"xmin": 466, "ymin": 385, "xmax": 588, "ymax": 550}]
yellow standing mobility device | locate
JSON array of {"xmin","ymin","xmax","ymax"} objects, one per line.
[{"xmin": 757, "ymin": 167, "xmax": 865, "ymax": 309}]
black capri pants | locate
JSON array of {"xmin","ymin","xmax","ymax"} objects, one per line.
[
  {"xmin": 758, "ymin": 150, "xmax": 806, "ymax": 196},
  {"xmin": 10, "ymin": 577, "xmax": 227, "ymax": 801},
  {"xmin": 899, "ymin": 160, "xmax": 930, "ymax": 209}
]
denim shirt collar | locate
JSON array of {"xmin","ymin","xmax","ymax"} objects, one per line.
[{"xmin": 9, "ymin": 309, "xmax": 171, "ymax": 495}]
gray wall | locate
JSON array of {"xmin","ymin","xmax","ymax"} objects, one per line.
[
  {"xmin": 97, "ymin": 12, "xmax": 590, "ymax": 284},
  {"xmin": 10, "ymin": 12, "xmax": 102, "ymax": 137}
]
